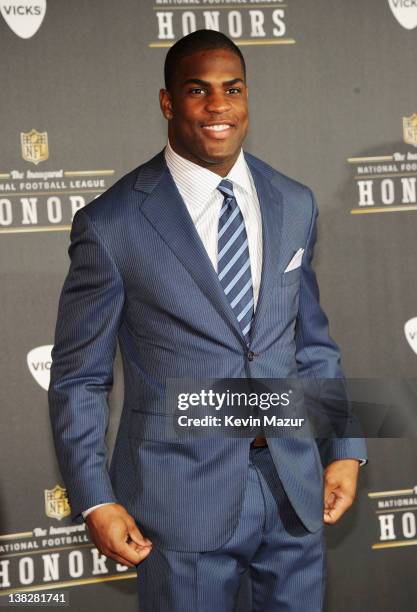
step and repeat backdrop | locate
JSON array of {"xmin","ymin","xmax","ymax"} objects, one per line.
[{"xmin": 1, "ymin": 1, "xmax": 416, "ymax": 610}]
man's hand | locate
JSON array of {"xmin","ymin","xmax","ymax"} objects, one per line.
[
  {"xmin": 323, "ymin": 459, "xmax": 360, "ymax": 525},
  {"xmin": 85, "ymin": 503, "xmax": 152, "ymax": 567}
]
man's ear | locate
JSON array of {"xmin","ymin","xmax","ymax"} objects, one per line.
[{"xmin": 159, "ymin": 88, "xmax": 173, "ymax": 120}]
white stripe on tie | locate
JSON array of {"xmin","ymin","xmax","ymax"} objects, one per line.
[
  {"xmin": 218, "ymin": 240, "xmax": 248, "ymax": 281},
  {"xmin": 224, "ymin": 259, "xmax": 251, "ymax": 295},
  {"xmin": 237, "ymin": 297, "xmax": 254, "ymax": 322},
  {"xmin": 230, "ymin": 278, "xmax": 253, "ymax": 309},
  {"xmin": 218, "ymin": 205, "xmax": 240, "ymax": 239},
  {"xmin": 218, "ymin": 221, "xmax": 245, "ymax": 261}
]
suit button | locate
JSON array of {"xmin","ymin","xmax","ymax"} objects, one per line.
[{"xmin": 247, "ymin": 351, "xmax": 255, "ymax": 361}]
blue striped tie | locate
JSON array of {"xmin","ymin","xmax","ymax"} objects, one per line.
[{"xmin": 217, "ymin": 179, "xmax": 254, "ymax": 343}]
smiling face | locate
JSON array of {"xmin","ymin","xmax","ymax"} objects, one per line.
[{"xmin": 159, "ymin": 47, "xmax": 249, "ymax": 176}]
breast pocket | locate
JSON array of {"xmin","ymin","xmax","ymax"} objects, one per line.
[{"xmin": 281, "ymin": 266, "xmax": 302, "ymax": 286}]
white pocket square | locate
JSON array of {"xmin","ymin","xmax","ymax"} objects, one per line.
[{"xmin": 284, "ymin": 248, "xmax": 304, "ymax": 273}]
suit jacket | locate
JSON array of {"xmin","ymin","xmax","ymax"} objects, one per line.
[{"xmin": 48, "ymin": 149, "xmax": 367, "ymax": 552}]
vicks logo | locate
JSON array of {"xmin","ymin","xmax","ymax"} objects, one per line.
[
  {"xmin": 404, "ymin": 317, "xmax": 417, "ymax": 355},
  {"xmin": 0, "ymin": 0, "xmax": 46, "ymax": 39},
  {"xmin": 388, "ymin": 0, "xmax": 417, "ymax": 30},
  {"xmin": 27, "ymin": 344, "xmax": 53, "ymax": 390}
]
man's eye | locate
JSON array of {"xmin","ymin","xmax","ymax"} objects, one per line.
[
  {"xmin": 189, "ymin": 88, "xmax": 205, "ymax": 95},
  {"xmin": 227, "ymin": 88, "xmax": 241, "ymax": 94}
]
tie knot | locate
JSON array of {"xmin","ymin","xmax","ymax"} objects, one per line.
[{"xmin": 217, "ymin": 179, "xmax": 234, "ymax": 199}]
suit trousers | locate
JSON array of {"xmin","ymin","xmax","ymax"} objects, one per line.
[{"xmin": 135, "ymin": 446, "xmax": 326, "ymax": 612}]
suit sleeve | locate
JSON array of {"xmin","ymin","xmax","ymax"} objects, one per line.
[
  {"xmin": 294, "ymin": 190, "xmax": 368, "ymax": 467},
  {"xmin": 48, "ymin": 208, "xmax": 125, "ymax": 523}
]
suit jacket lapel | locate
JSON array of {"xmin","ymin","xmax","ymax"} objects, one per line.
[
  {"xmin": 134, "ymin": 150, "xmax": 284, "ymax": 349},
  {"xmin": 244, "ymin": 158, "xmax": 284, "ymax": 344},
  {"xmin": 134, "ymin": 151, "xmax": 247, "ymax": 347}
]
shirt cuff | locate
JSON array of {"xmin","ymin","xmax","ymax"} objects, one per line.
[{"xmin": 82, "ymin": 502, "xmax": 114, "ymax": 519}]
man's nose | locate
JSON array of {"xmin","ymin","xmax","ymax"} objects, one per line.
[{"xmin": 204, "ymin": 91, "xmax": 232, "ymax": 114}]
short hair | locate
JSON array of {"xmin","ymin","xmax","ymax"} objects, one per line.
[{"xmin": 164, "ymin": 29, "xmax": 246, "ymax": 91}]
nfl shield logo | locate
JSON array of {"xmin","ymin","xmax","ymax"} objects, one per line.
[
  {"xmin": 20, "ymin": 128, "xmax": 49, "ymax": 164},
  {"xmin": 403, "ymin": 114, "xmax": 417, "ymax": 148},
  {"xmin": 44, "ymin": 484, "xmax": 71, "ymax": 520}
]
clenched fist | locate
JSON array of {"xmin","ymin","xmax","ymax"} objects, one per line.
[
  {"xmin": 323, "ymin": 459, "xmax": 360, "ymax": 525},
  {"xmin": 85, "ymin": 503, "xmax": 152, "ymax": 567}
]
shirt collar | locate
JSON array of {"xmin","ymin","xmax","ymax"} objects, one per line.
[{"xmin": 164, "ymin": 140, "xmax": 253, "ymax": 206}]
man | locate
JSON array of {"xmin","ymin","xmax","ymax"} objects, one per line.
[{"xmin": 49, "ymin": 30, "xmax": 367, "ymax": 611}]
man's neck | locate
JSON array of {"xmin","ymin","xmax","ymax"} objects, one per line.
[{"xmin": 166, "ymin": 140, "xmax": 242, "ymax": 177}]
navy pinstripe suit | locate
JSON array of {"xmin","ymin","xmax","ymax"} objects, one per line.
[{"xmin": 48, "ymin": 149, "xmax": 367, "ymax": 607}]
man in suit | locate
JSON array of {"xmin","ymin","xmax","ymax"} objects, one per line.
[{"xmin": 49, "ymin": 29, "xmax": 367, "ymax": 611}]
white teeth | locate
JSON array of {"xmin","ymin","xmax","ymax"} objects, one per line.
[{"xmin": 203, "ymin": 124, "xmax": 231, "ymax": 131}]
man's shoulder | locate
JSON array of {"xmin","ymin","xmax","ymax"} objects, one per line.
[
  {"xmin": 77, "ymin": 150, "xmax": 165, "ymax": 223},
  {"xmin": 244, "ymin": 151, "xmax": 314, "ymax": 203}
]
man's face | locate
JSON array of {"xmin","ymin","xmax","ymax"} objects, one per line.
[{"xmin": 160, "ymin": 48, "xmax": 249, "ymax": 175}]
